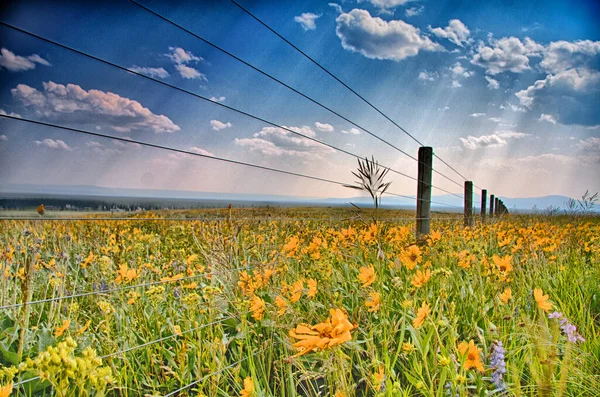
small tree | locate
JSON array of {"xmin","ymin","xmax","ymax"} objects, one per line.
[
  {"xmin": 344, "ymin": 156, "xmax": 392, "ymax": 210},
  {"xmin": 36, "ymin": 204, "xmax": 45, "ymax": 216}
]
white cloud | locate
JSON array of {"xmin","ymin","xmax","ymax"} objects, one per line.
[
  {"xmin": 315, "ymin": 122, "xmax": 334, "ymax": 132},
  {"xmin": 576, "ymin": 137, "xmax": 600, "ymax": 151},
  {"xmin": 189, "ymin": 146, "xmax": 214, "ymax": 156},
  {"xmin": 368, "ymin": 0, "xmax": 414, "ymax": 9},
  {"xmin": 539, "ymin": 113, "xmax": 557, "ymax": 125},
  {"xmin": 175, "ymin": 64, "xmax": 207, "ymax": 80},
  {"xmin": 0, "ymin": 135, "xmax": 7, "ymax": 141},
  {"xmin": 471, "ymin": 36, "xmax": 543, "ymax": 75},
  {"xmin": 165, "ymin": 47, "xmax": 207, "ymax": 80},
  {"xmin": 210, "ymin": 119, "xmax": 232, "ymax": 131},
  {"xmin": 418, "ymin": 70, "xmax": 437, "ymax": 81},
  {"xmin": 209, "ymin": 96, "xmax": 226, "ymax": 102},
  {"xmin": 0, "ymin": 48, "xmax": 51, "ymax": 72},
  {"xmin": 166, "ymin": 47, "xmax": 202, "ymax": 65},
  {"xmin": 460, "ymin": 130, "xmax": 529, "ymax": 149},
  {"xmin": 450, "ymin": 62, "xmax": 474, "ymax": 78},
  {"xmin": 405, "ymin": 6, "xmax": 424, "ymax": 17},
  {"xmin": 470, "ymin": 113, "xmax": 485, "ymax": 118},
  {"xmin": 438, "ymin": 106, "xmax": 450, "ymax": 111},
  {"xmin": 485, "ymin": 76, "xmax": 500, "ymax": 89},
  {"xmin": 129, "ymin": 66, "xmax": 170, "ymax": 78},
  {"xmin": 235, "ymin": 125, "xmax": 335, "ymax": 159},
  {"xmin": 429, "ymin": 19, "xmax": 470, "ymax": 47},
  {"xmin": 0, "ymin": 109, "xmax": 21, "ymax": 118},
  {"xmin": 539, "ymin": 40, "xmax": 600, "ymax": 74},
  {"xmin": 341, "ymin": 127, "xmax": 360, "ymax": 135},
  {"xmin": 335, "ymin": 9, "xmax": 444, "ymax": 61},
  {"xmin": 328, "ymin": 3, "xmax": 343, "ymax": 14},
  {"xmin": 488, "ymin": 117, "xmax": 502, "ymax": 123},
  {"xmin": 12, "ymin": 81, "xmax": 180, "ymax": 133},
  {"xmin": 451, "ymin": 80, "xmax": 462, "ymax": 88},
  {"xmin": 34, "ymin": 138, "xmax": 72, "ymax": 151},
  {"xmin": 294, "ymin": 13, "xmax": 321, "ymax": 31},
  {"xmin": 515, "ymin": 68, "xmax": 600, "ymax": 127}
]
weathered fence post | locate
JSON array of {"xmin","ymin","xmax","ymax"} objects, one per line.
[
  {"xmin": 464, "ymin": 181, "xmax": 473, "ymax": 227},
  {"xmin": 490, "ymin": 194, "xmax": 495, "ymax": 217},
  {"xmin": 481, "ymin": 189, "xmax": 487, "ymax": 222},
  {"xmin": 495, "ymin": 197, "xmax": 499, "ymax": 216},
  {"xmin": 416, "ymin": 147, "xmax": 433, "ymax": 239}
]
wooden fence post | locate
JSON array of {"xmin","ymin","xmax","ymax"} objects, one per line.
[
  {"xmin": 489, "ymin": 194, "xmax": 495, "ymax": 217},
  {"xmin": 416, "ymin": 147, "xmax": 433, "ymax": 239},
  {"xmin": 464, "ymin": 181, "xmax": 473, "ymax": 227},
  {"xmin": 481, "ymin": 189, "xmax": 487, "ymax": 222},
  {"xmin": 495, "ymin": 197, "xmax": 499, "ymax": 216}
]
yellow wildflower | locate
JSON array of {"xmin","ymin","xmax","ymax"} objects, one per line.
[
  {"xmin": 250, "ymin": 295, "xmax": 265, "ymax": 320},
  {"xmin": 54, "ymin": 319, "xmax": 70, "ymax": 337},
  {"xmin": 400, "ymin": 245, "xmax": 421, "ymax": 270},
  {"xmin": 289, "ymin": 280, "xmax": 304, "ymax": 303},
  {"xmin": 458, "ymin": 340, "xmax": 484, "ymax": 372},
  {"xmin": 306, "ymin": 278, "xmax": 318, "ymax": 298},
  {"xmin": 499, "ymin": 288, "xmax": 512, "ymax": 304},
  {"xmin": 240, "ymin": 377, "xmax": 254, "ymax": 397},
  {"xmin": 534, "ymin": 288, "xmax": 552, "ymax": 312},
  {"xmin": 275, "ymin": 295, "xmax": 287, "ymax": 315},
  {"xmin": 0, "ymin": 382, "xmax": 14, "ymax": 397},
  {"xmin": 411, "ymin": 268, "xmax": 431, "ymax": 288},
  {"xmin": 358, "ymin": 266, "xmax": 376, "ymax": 287},
  {"xmin": 413, "ymin": 302, "xmax": 430, "ymax": 328},
  {"xmin": 365, "ymin": 291, "xmax": 381, "ymax": 313},
  {"xmin": 289, "ymin": 308, "xmax": 354, "ymax": 357}
]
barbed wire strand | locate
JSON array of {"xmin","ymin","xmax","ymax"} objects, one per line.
[
  {"xmin": 12, "ymin": 316, "xmax": 234, "ymax": 388},
  {"xmin": 0, "ymin": 114, "xmax": 462, "ymax": 209},
  {"xmin": 0, "ymin": 265, "xmax": 256, "ymax": 310},
  {"xmin": 0, "ymin": 23, "xmax": 465, "ymax": 197},
  {"xmin": 0, "ymin": 216, "xmax": 464, "ymax": 222},
  {"xmin": 129, "ymin": 0, "xmax": 464, "ymax": 195},
  {"xmin": 229, "ymin": 0, "xmax": 475, "ymax": 187}
]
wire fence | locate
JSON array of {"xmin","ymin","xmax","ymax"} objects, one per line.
[{"xmin": 0, "ymin": 5, "xmax": 512, "ymax": 394}]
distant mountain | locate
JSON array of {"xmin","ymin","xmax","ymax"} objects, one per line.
[{"xmin": 0, "ymin": 183, "xmax": 593, "ymax": 212}]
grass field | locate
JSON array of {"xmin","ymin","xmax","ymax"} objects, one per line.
[{"xmin": 0, "ymin": 207, "xmax": 598, "ymax": 396}]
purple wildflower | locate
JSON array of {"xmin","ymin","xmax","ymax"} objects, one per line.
[
  {"xmin": 548, "ymin": 312, "xmax": 585, "ymax": 343},
  {"xmin": 490, "ymin": 341, "xmax": 507, "ymax": 391}
]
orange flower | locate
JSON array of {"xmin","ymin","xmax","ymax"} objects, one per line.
[
  {"xmin": 54, "ymin": 319, "xmax": 70, "ymax": 337},
  {"xmin": 240, "ymin": 377, "xmax": 254, "ymax": 397},
  {"xmin": 238, "ymin": 271, "xmax": 255, "ymax": 295},
  {"xmin": 160, "ymin": 274, "xmax": 183, "ymax": 283},
  {"xmin": 411, "ymin": 269, "xmax": 431, "ymax": 288},
  {"xmin": 275, "ymin": 295, "xmax": 287, "ymax": 315},
  {"xmin": 249, "ymin": 295, "xmax": 265, "ymax": 320},
  {"xmin": 306, "ymin": 278, "xmax": 318, "ymax": 298},
  {"xmin": 499, "ymin": 288, "xmax": 512, "ymax": 304},
  {"xmin": 289, "ymin": 308, "xmax": 354, "ymax": 357},
  {"xmin": 534, "ymin": 288, "xmax": 552, "ymax": 312},
  {"xmin": 282, "ymin": 236, "xmax": 299, "ymax": 257},
  {"xmin": 116, "ymin": 264, "xmax": 139, "ymax": 284},
  {"xmin": 493, "ymin": 255, "xmax": 513, "ymax": 273},
  {"xmin": 76, "ymin": 320, "xmax": 91, "ymax": 336},
  {"xmin": 400, "ymin": 245, "xmax": 421, "ymax": 270},
  {"xmin": 289, "ymin": 280, "xmax": 304, "ymax": 303},
  {"xmin": 358, "ymin": 266, "xmax": 376, "ymax": 287},
  {"xmin": 0, "ymin": 382, "xmax": 14, "ymax": 397},
  {"xmin": 373, "ymin": 366, "xmax": 385, "ymax": 390},
  {"xmin": 412, "ymin": 302, "xmax": 430, "ymax": 328},
  {"xmin": 365, "ymin": 292, "xmax": 381, "ymax": 313},
  {"xmin": 457, "ymin": 340, "xmax": 484, "ymax": 372}
]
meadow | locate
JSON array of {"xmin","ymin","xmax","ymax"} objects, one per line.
[{"xmin": 0, "ymin": 207, "xmax": 598, "ymax": 396}]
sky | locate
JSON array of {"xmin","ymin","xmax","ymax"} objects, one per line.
[{"xmin": 0, "ymin": 0, "xmax": 599, "ymax": 201}]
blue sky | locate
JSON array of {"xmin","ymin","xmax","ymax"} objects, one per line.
[{"xmin": 0, "ymin": 0, "xmax": 598, "ymax": 200}]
